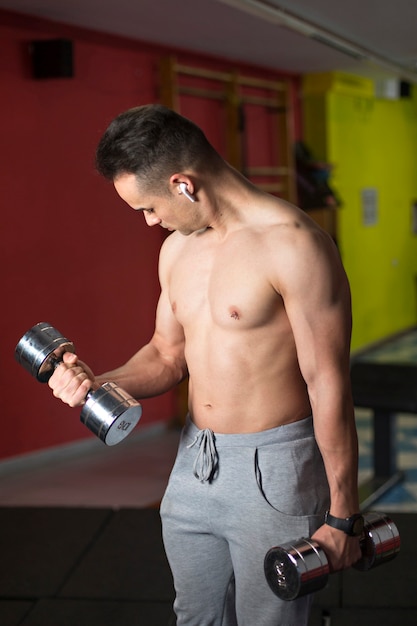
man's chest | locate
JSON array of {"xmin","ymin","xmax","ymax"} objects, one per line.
[{"xmin": 168, "ymin": 236, "xmax": 282, "ymax": 330}]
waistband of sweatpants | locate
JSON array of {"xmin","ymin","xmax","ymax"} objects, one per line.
[{"xmin": 183, "ymin": 414, "xmax": 314, "ymax": 448}]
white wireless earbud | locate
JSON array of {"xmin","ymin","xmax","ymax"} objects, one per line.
[{"xmin": 178, "ymin": 182, "xmax": 196, "ymax": 203}]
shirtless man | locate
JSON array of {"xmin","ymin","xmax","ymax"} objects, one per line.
[{"xmin": 49, "ymin": 104, "xmax": 361, "ymax": 625}]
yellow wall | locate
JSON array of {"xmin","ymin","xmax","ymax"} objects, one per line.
[{"xmin": 302, "ymin": 73, "xmax": 417, "ymax": 350}]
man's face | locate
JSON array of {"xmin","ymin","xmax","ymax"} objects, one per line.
[{"xmin": 114, "ymin": 172, "xmax": 199, "ymax": 236}]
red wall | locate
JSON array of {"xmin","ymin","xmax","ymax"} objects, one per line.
[{"xmin": 1, "ymin": 10, "xmax": 301, "ymax": 459}]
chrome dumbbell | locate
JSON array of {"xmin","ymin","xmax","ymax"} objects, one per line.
[
  {"xmin": 264, "ymin": 512, "xmax": 400, "ymax": 601},
  {"xmin": 15, "ymin": 322, "xmax": 142, "ymax": 446}
]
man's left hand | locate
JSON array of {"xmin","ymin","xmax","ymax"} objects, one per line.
[{"xmin": 311, "ymin": 523, "xmax": 362, "ymax": 572}]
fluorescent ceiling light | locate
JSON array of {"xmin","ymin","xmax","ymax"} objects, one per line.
[{"xmin": 218, "ymin": 0, "xmax": 417, "ymax": 82}]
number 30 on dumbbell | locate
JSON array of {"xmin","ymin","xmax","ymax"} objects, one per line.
[
  {"xmin": 264, "ymin": 512, "xmax": 400, "ymax": 601},
  {"xmin": 15, "ymin": 322, "xmax": 142, "ymax": 446}
]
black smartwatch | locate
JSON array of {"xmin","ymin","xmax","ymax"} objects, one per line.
[{"xmin": 324, "ymin": 511, "xmax": 364, "ymax": 537}]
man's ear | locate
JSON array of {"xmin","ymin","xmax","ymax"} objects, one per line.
[{"xmin": 171, "ymin": 175, "xmax": 196, "ymax": 203}]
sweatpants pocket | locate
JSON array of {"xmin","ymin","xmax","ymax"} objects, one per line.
[{"xmin": 254, "ymin": 435, "xmax": 329, "ymax": 518}]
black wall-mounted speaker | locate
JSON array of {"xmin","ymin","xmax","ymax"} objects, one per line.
[{"xmin": 31, "ymin": 39, "xmax": 74, "ymax": 79}]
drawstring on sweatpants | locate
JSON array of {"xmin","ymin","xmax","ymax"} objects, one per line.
[{"xmin": 187, "ymin": 428, "xmax": 218, "ymax": 482}]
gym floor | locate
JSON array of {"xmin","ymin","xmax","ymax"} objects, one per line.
[{"xmin": 0, "ymin": 422, "xmax": 181, "ymax": 509}]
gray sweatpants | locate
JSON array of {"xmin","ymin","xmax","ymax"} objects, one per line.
[{"xmin": 160, "ymin": 415, "xmax": 330, "ymax": 626}]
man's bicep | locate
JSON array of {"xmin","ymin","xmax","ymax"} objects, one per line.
[{"xmin": 152, "ymin": 287, "xmax": 187, "ymax": 367}]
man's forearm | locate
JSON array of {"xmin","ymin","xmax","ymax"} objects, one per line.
[
  {"xmin": 314, "ymin": 406, "xmax": 360, "ymax": 516},
  {"xmin": 96, "ymin": 342, "xmax": 187, "ymax": 400}
]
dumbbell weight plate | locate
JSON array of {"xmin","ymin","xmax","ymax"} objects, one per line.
[
  {"xmin": 354, "ymin": 512, "xmax": 401, "ymax": 571},
  {"xmin": 264, "ymin": 538, "xmax": 329, "ymax": 601},
  {"xmin": 15, "ymin": 322, "xmax": 74, "ymax": 383},
  {"xmin": 81, "ymin": 382, "xmax": 142, "ymax": 446}
]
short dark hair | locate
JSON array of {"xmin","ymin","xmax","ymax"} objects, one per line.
[{"xmin": 96, "ymin": 104, "xmax": 221, "ymax": 191}]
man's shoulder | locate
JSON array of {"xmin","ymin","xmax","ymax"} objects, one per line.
[
  {"xmin": 251, "ymin": 202, "xmax": 342, "ymax": 285},
  {"xmin": 159, "ymin": 230, "xmax": 195, "ymax": 270},
  {"xmin": 256, "ymin": 201, "xmax": 330, "ymax": 250},
  {"xmin": 160, "ymin": 230, "xmax": 186, "ymax": 254}
]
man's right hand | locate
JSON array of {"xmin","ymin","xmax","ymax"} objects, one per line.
[{"xmin": 48, "ymin": 351, "xmax": 95, "ymax": 407}]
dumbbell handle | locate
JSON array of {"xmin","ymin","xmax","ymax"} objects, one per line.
[{"xmin": 264, "ymin": 512, "xmax": 400, "ymax": 601}]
